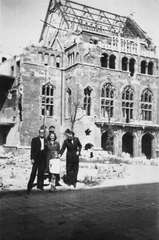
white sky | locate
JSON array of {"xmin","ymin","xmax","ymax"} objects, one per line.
[{"xmin": 1, "ymin": 0, "xmax": 159, "ymax": 55}]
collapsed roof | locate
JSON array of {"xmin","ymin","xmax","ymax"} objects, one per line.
[{"xmin": 39, "ymin": 0, "xmax": 152, "ymax": 45}]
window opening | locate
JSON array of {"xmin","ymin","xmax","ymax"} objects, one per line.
[
  {"xmin": 109, "ymin": 55, "xmax": 116, "ymax": 69},
  {"xmin": 129, "ymin": 58, "xmax": 135, "ymax": 77},
  {"xmin": 122, "ymin": 57, "xmax": 128, "ymax": 71},
  {"xmin": 141, "ymin": 88, "xmax": 152, "ymax": 121},
  {"xmin": 41, "ymin": 83, "xmax": 55, "ymax": 117},
  {"xmin": 83, "ymin": 87, "xmax": 92, "ymax": 116},
  {"xmin": 122, "ymin": 85, "xmax": 134, "ymax": 123},
  {"xmin": 101, "ymin": 82, "xmax": 115, "ymax": 118},
  {"xmin": 148, "ymin": 62, "xmax": 153, "ymax": 75},
  {"xmin": 101, "ymin": 53, "xmax": 108, "ymax": 68},
  {"xmin": 141, "ymin": 60, "xmax": 147, "ymax": 74}
]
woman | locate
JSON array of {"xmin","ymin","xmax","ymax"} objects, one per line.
[{"xmin": 46, "ymin": 132, "xmax": 61, "ymax": 191}]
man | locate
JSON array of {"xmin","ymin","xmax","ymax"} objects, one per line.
[
  {"xmin": 60, "ymin": 130, "xmax": 82, "ymax": 188},
  {"xmin": 27, "ymin": 128, "xmax": 47, "ymax": 194}
]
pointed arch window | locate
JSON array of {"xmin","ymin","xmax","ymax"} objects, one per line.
[
  {"xmin": 141, "ymin": 60, "xmax": 147, "ymax": 74},
  {"xmin": 56, "ymin": 55, "xmax": 60, "ymax": 68},
  {"xmin": 141, "ymin": 88, "xmax": 152, "ymax": 121},
  {"xmin": 129, "ymin": 58, "xmax": 135, "ymax": 77},
  {"xmin": 83, "ymin": 87, "xmax": 92, "ymax": 116},
  {"xmin": 38, "ymin": 52, "xmax": 43, "ymax": 64},
  {"xmin": 122, "ymin": 85, "xmax": 134, "ymax": 122},
  {"xmin": 122, "ymin": 57, "xmax": 128, "ymax": 71},
  {"xmin": 50, "ymin": 54, "xmax": 55, "ymax": 66},
  {"xmin": 101, "ymin": 53, "xmax": 108, "ymax": 68},
  {"xmin": 41, "ymin": 83, "xmax": 55, "ymax": 117},
  {"xmin": 148, "ymin": 62, "xmax": 153, "ymax": 75},
  {"xmin": 101, "ymin": 82, "xmax": 115, "ymax": 118},
  {"xmin": 109, "ymin": 54, "xmax": 116, "ymax": 69}
]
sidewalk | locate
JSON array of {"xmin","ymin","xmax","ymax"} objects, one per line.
[
  {"xmin": 1, "ymin": 163, "xmax": 159, "ymax": 192},
  {"xmin": 0, "ymin": 165, "xmax": 159, "ymax": 240}
]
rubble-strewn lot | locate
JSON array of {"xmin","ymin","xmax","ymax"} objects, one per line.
[{"xmin": 0, "ymin": 150, "xmax": 159, "ymax": 191}]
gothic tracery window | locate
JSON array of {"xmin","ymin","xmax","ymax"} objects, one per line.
[
  {"xmin": 141, "ymin": 88, "xmax": 152, "ymax": 121},
  {"xmin": 83, "ymin": 87, "xmax": 92, "ymax": 116},
  {"xmin": 41, "ymin": 83, "xmax": 55, "ymax": 117},
  {"xmin": 101, "ymin": 82, "xmax": 115, "ymax": 118},
  {"xmin": 122, "ymin": 85, "xmax": 134, "ymax": 122}
]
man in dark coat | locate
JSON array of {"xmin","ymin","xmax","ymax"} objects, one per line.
[
  {"xmin": 27, "ymin": 128, "xmax": 47, "ymax": 194},
  {"xmin": 60, "ymin": 130, "xmax": 82, "ymax": 188}
]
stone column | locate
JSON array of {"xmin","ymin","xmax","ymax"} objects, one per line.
[
  {"xmin": 138, "ymin": 130, "xmax": 142, "ymax": 157},
  {"xmin": 118, "ymin": 129, "xmax": 123, "ymax": 157},
  {"xmin": 133, "ymin": 134, "xmax": 137, "ymax": 157},
  {"xmin": 113, "ymin": 133, "xmax": 118, "ymax": 156},
  {"xmin": 151, "ymin": 137, "xmax": 156, "ymax": 158},
  {"xmin": 145, "ymin": 62, "xmax": 148, "ymax": 75},
  {"xmin": 127, "ymin": 59, "xmax": 130, "ymax": 72},
  {"xmin": 107, "ymin": 56, "xmax": 110, "ymax": 69}
]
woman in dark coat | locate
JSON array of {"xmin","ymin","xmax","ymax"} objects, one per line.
[{"xmin": 46, "ymin": 132, "xmax": 61, "ymax": 191}]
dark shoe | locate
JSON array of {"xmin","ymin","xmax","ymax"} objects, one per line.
[
  {"xmin": 37, "ymin": 186, "xmax": 44, "ymax": 192},
  {"xmin": 27, "ymin": 189, "xmax": 31, "ymax": 195},
  {"xmin": 73, "ymin": 183, "xmax": 76, "ymax": 188}
]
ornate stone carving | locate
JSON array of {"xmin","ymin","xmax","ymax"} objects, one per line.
[{"xmin": 84, "ymin": 51, "xmax": 95, "ymax": 64}]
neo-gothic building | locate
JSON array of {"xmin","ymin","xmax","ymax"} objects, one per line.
[{"xmin": 1, "ymin": 0, "xmax": 159, "ymax": 159}]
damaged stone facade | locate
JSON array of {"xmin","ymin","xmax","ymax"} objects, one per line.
[
  {"xmin": 0, "ymin": 51, "xmax": 21, "ymax": 146},
  {"xmin": 1, "ymin": 0, "xmax": 159, "ymax": 159}
]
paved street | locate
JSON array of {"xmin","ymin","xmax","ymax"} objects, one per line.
[{"xmin": 0, "ymin": 182, "xmax": 159, "ymax": 240}]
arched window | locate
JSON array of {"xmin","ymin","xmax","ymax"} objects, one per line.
[
  {"xmin": 44, "ymin": 53, "xmax": 49, "ymax": 66},
  {"xmin": 38, "ymin": 52, "xmax": 43, "ymax": 64},
  {"xmin": 68, "ymin": 52, "xmax": 75, "ymax": 66},
  {"xmin": 122, "ymin": 85, "xmax": 134, "ymax": 122},
  {"xmin": 101, "ymin": 82, "xmax": 115, "ymax": 118},
  {"xmin": 109, "ymin": 55, "xmax": 116, "ymax": 69},
  {"xmin": 141, "ymin": 88, "xmax": 152, "ymax": 121},
  {"xmin": 141, "ymin": 60, "xmax": 147, "ymax": 74},
  {"xmin": 41, "ymin": 83, "xmax": 55, "ymax": 116},
  {"xmin": 100, "ymin": 53, "xmax": 108, "ymax": 68},
  {"xmin": 122, "ymin": 57, "xmax": 128, "ymax": 71},
  {"xmin": 56, "ymin": 55, "xmax": 60, "ymax": 68},
  {"xmin": 50, "ymin": 54, "xmax": 55, "ymax": 66},
  {"xmin": 148, "ymin": 62, "xmax": 153, "ymax": 75},
  {"xmin": 83, "ymin": 87, "xmax": 92, "ymax": 116},
  {"xmin": 129, "ymin": 58, "xmax": 135, "ymax": 77}
]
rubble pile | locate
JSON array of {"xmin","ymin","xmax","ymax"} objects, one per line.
[
  {"xmin": 1, "ymin": 149, "xmax": 158, "ymax": 191},
  {"xmin": 0, "ymin": 152, "xmax": 31, "ymax": 190}
]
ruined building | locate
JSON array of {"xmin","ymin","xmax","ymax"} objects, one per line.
[
  {"xmin": 1, "ymin": 0, "xmax": 159, "ymax": 159},
  {"xmin": 0, "ymin": 50, "xmax": 21, "ymax": 146}
]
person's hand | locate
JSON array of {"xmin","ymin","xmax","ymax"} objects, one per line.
[
  {"xmin": 76, "ymin": 151, "xmax": 79, "ymax": 156},
  {"xmin": 31, "ymin": 159, "xmax": 35, "ymax": 164}
]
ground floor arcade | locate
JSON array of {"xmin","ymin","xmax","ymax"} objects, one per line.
[{"xmin": 100, "ymin": 124, "xmax": 158, "ymax": 159}]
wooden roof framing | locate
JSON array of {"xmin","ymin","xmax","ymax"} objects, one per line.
[{"xmin": 39, "ymin": 0, "xmax": 152, "ymax": 44}]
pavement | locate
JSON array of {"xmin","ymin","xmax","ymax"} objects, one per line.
[{"xmin": 0, "ymin": 165, "xmax": 159, "ymax": 240}]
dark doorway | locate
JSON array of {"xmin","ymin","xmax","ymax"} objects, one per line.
[
  {"xmin": 0, "ymin": 126, "xmax": 11, "ymax": 145},
  {"xmin": 101, "ymin": 130, "xmax": 114, "ymax": 153},
  {"xmin": 122, "ymin": 132, "xmax": 133, "ymax": 157},
  {"xmin": 142, "ymin": 134, "xmax": 152, "ymax": 159}
]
